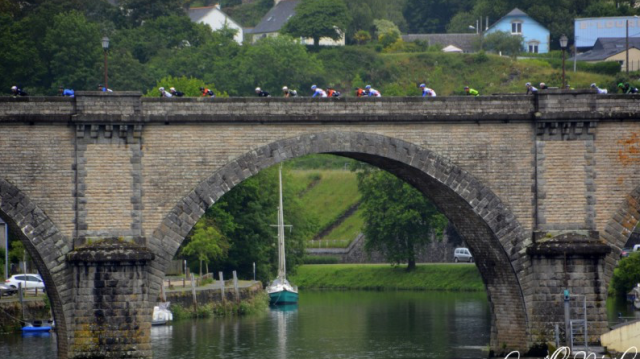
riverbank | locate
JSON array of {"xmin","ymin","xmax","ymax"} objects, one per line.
[
  {"xmin": 168, "ymin": 282, "xmax": 269, "ymax": 319},
  {"xmin": 289, "ymin": 263, "xmax": 484, "ymax": 291}
]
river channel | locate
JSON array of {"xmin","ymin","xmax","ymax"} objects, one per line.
[{"xmin": 1, "ymin": 290, "xmax": 638, "ymax": 359}]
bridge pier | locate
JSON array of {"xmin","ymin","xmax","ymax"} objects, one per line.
[
  {"xmin": 525, "ymin": 233, "xmax": 611, "ymax": 346},
  {"xmin": 65, "ymin": 241, "xmax": 155, "ymax": 358}
]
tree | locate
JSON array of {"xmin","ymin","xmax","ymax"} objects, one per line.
[
  {"xmin": 118, "ymin": 0, "xmax": 184, "ymax": 27},
  {"xmin": 356, "ymin": 168, "xmax": 448, "ymax": 271},
  {"xmin": 482, "ymin": 30, "xmax": 523, "ymax": 57},
  {"xmin": 610, "ymin": 253, "xmax": 640, "ymax": 298},
  {"xmin": 403, "ymin": 0, "xmax": 474, "ymax": 33},
  {"xmin": 446, "ymin": 11, "xmax": 477, "ymax": 33},
  {"xmin": 145, "ymin": 75, "xmax": 223, "ymax": 97},
  {"xmin": 353, "ymin": 30, "xmax": 371, "ymax": 45},
  {"xmin": 281, "ymin": 0, "xmax": 351, "ymax": 47},
  {"xmin": 43, "ymin": 11, "xmax": 102, "ymax": 92},
  {"xmin": 200, "ymin": 166, "xmax": 311, "ymax": 283},
  {"xmin": 181, "ymin": 221, "xmax": 229, "ymax": 276},
  {"xmin": 233, "ymin": 35, "xmax": 324, "ymax": 96}
]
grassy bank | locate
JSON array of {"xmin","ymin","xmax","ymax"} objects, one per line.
[
  {"xmin": 289, "ymin": 264, "xmax": 484, "ymax": 291},
  {"xmin": 171, "ymin": 291, "xmax": 270, "ymax": 320}
]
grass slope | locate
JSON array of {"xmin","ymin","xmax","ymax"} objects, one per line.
[
  {"xmin": 289, "ymin": 264, "xmax": 484, "ymax": 291},
  {"xmin": 292, "ymin": 170, "xmax": 362, "ymax": 240}
]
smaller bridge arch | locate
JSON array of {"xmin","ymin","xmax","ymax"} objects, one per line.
[
  {"xmin": 0, "ymin": 178, "xmax": 70, "ymax": 358},
  {"xmin": 151, "ymin": 131, "xmax": 531, "ymax": 351}
]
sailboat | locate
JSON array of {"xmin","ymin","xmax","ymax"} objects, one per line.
[{"xmin": 266, "ymin": 166, "xmax": 299, "ymax": 305}]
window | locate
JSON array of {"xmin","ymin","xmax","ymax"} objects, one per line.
[
  {"xmin": 528, "ymin": 43, "xmax": 539, "ymax": 53},
  {"xmin": 511, "ymin": 21, "xmax": 522, "ymax": 34}
]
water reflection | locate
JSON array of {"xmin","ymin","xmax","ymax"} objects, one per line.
[{"xmin": 270, "ymin": 304, "xmax": 298, "ymax": 359}]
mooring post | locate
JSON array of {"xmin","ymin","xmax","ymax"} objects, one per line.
[
  {"xmin": 564, "ymin": 289, "xmax": 571, "ymax": 348},
  {"xmin": 191, "ymin": 273, "xmax": 197, "ymax": 312},
  {"xmin": 219, "ymin": 271, "xmax": 225, "ymax": 301},
  {"xmin": 233, "ymin": 270, "xmax": 239, "ymax": 302}
]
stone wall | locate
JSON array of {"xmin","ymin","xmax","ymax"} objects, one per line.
[
  {"xmin": 3, "ymin": 92, "xmax": 640, "ymax": 357},
  {"xmin": 163, "ymin": 282, "xmax": 262, "ymax": 309}
]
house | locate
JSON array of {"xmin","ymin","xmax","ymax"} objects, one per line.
[
  {"xmin": 571, "ymin": 37, "xmax": 640, "ymax": 71},
  {"xmin": 401, "ymin": 34, "xmax": 478, "ymax": 53},
  {"xmin": 188, "ymin": 5, "xmax": 244, "ymax": 44},
  {"xmin": 484, "ymin": 8, "xmax": 550, "ymax": 54},
  {"xmin": 250, "ymin": 0, "xmax": 344, "ymax": 46},
  {"xmin": 575, "ymin": 16, "xmax": 640, "ymax": 49}
]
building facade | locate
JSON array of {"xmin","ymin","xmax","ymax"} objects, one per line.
[
  {"xmin": 189, "ymin": 5, "xmax": 244, "ymax": 44},
  {"xmin": 484, "ymin": 8, "xmax": 550, "ymax": 54}
]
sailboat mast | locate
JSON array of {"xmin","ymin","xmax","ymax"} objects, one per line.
[{"xmin": 278, "ymin": 165, "xmax": 287, "ymax": 281}]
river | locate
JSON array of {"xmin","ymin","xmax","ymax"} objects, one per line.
[{"xmin": 1, "ymin": 290, "xmax": 638, "ymax": 359}]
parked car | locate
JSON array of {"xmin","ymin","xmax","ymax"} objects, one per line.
[
  {"xmin": 0, "ymin": 283, "xmax": 18, "ymax": 296},
  {"xmin": 5, "ymin": 274, "xmax": 45, "ymax": 291},
  {"xmin": 454, "ymin": 248, "xmax": 473, "ymax": 263},
  {"xmin": 621, "ymin": 248, "xmax": 633, "ymax": 258}
]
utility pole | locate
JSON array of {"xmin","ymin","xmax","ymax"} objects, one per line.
[{"xmin": 627, "ymin": 19, "xmax": 630, "ymax": 74}]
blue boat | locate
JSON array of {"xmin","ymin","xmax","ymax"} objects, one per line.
[
  {"xmin": 265, "ymin": 166, "xmax": 299, "ymax": 305},
  {"xmin": 22, "ymin": 324, "xmax": 51, "ymax": 332}
]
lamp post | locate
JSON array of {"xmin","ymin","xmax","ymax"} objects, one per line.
[
  {"xmin": 102, "ymin": 36, "xmax": 109, "ymax": 91},
  {"xmin": 560, "ymin": 34, "xmax": 568, "ymax": 90}
]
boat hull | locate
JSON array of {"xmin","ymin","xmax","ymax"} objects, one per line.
[{"xmin": 269, "ymin": 289, "xmax": 299, "ymax": 305}]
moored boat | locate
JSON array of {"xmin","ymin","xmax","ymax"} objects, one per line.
[
  {"xmin": 265, "ymin": 165, "xmax": 299, "ymax": 305},
  {"xmin": 152, "ymin": 302, "xmax": 173, "ymax": 325}
]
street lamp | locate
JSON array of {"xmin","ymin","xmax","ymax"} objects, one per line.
[
  {"xmin": 102, "ymin": 36, "xmax": 109, "ymax": 91},
  {"xmin": 559, "ymin": 34, "xmax": 568, "ymax": 90}
]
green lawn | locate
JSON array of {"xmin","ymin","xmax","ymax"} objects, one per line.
[
  {"xmin": 289, "ymin": 263, "xmax": 484, "ymax": 291},
  {"xmin": 292, "ymin": 170, "xmax": 361, "ymax": 239},
  {"xmin": 322, "ymin": 208, "xmax": 364, "ymax": 242}
]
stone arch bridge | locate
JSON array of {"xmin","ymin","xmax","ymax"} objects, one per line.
[{"xmin": 1, "ymin": 92, "xmax": 640, "ymax": 358}]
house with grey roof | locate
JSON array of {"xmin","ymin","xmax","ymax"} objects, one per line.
[
  {"xmin": 402, "ymin": 34, "xmax": 478, "ymax": 53},
  {"xmin": 249, "ymin": 0, "xmax": 344, "ymax": 45},
  {"xmin": 484, "ymin": 8, "xmax": 550, "ymax": 53},
  {"xmin": 571, "ymin": 37, "xmax": 640, "ymax": 71},
  {"xmin": 189, "ymin": 5, "xmax": 244, "ymax": 44}
]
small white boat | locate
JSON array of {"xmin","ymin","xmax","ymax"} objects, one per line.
[{"xmin": 152, "ymin": 302, "xmax": 173, "ymax": 325}]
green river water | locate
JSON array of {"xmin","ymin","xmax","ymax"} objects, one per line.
[{"xmin": 1, "ymin": 290, "xmax": 638, "ymax": 359}]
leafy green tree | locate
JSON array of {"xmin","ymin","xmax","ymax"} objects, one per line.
[
  {"xmin": 106, "ymin": 51, "xmax": 155, "ymax": 92},
  {"xmin": 403, "ymin": 0, "xmax": 474, "ymax": 33},
  {"xmin": 181, "ymin": 221, "xmax": 229, "ymax": 276},
  {"xmin": 118, "ymin": 0, "xmax": 184, "ymax": 27},
  {"xmin": 373, "ymin": 19, "xmax": 400, "ymax": 40},
  {"xmin": 447, "ymin": 11, "xmax": 478, "ymax": 33},
  {"xmin": 610, "ymin": 252, "xmax": 640, "ymax": 298},
  {"xmin": 354, "ymin": 30, "xmax": 372, "ymax": 45},
  {"xmin": 0, "ymin": 15, "xmax": 46, "ymax": 93},
  {"xmin": 113, "ymin": 15, "xmax": 212, "ymax": 64},
  {"xmin": 482, "ymin": 30, "xmax": 523, "ymax": 57},
  {"xmin": 145, "ymin": 75, "xmax": 223, "ymax": 97},
  {"xmin": 201, "ymin": 166, "xmax": 311, "ymax": 283},
  {"xmin": 356, "ymin": 168, "xmax": 448, "ymax": 271},
  {"xmin": 281, "ymin": 0, "xmax": 351, "ymax": 47},
  {"xmin": 43, "ymin": 11, "xmax": 101, "ymax": 92},
  {"xmin": 233, "ymin": 35, "xmax": 324, "ymax": 96}
]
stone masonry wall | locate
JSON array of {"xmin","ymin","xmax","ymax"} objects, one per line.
[{"xmin": 3, "ymin": 93, "xmax": 640, "ymax": 357}]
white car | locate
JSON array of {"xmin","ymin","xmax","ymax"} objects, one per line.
[
  {"xmin": 5, "ymin": 274, "xmax": 45, "ymax": 291},
  {"xmin": 454, "ymin": 248, "xmax": 474, "ymax": 263}
]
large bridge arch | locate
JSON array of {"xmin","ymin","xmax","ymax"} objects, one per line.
[
  {"xmin": 0, "ymin": 178, "xmax": 70, "ymax": 358},
  {"xmin": 149, "ymin": 131, "xmax": 531, "ymax": 351}
]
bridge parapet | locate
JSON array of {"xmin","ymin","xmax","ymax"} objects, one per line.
[{"xmin": 1, "ymin": 91, "xmax": 639, "ymax": 124}]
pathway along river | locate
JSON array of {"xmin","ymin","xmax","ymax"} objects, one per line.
[{"xmin": 1, "ymin": 290, "xmax": 638, "ymax": 359}]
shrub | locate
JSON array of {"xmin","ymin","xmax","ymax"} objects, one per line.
[
  {"xmin": 304, "ymin": 255, "xmax": 340, "ymax": 264},
  {"xmin": 610, "ymin": 252, "xmax": 640, "ymax": 298}
]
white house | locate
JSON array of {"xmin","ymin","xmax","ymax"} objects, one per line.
[{"xmin": 188, "ymin": 5, "xmax": 244, "ymax": 44}]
